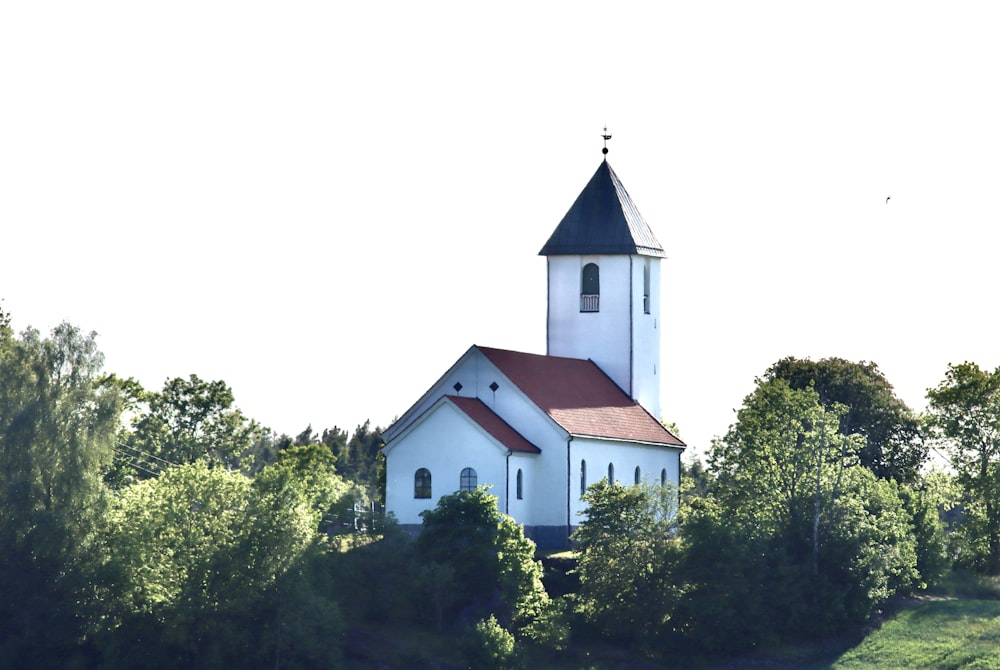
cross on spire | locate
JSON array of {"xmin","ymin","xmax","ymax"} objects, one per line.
[{"xmin": 602, "ymin": 126, "xmax": 612, "ymax": 156}]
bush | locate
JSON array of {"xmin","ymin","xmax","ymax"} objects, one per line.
[{"xmin": 464, "ymin": 616, "xmax": 523, "ymax": 670}]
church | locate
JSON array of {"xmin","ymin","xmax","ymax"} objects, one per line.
[{"xmin": 381, "ymin": 147, "xmax": 685, "ymax": 549}]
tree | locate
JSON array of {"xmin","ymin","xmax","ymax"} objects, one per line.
[
  {"xmin": 416, "ymin": 487, "xmax": 548, "ymax": 633},
  {"xmin": 698, "ymin": 377, "xmax": 921, "ymax": 643},
  {"xmin": 100, "ymin": 461, "xmax": 343, "ymax": 668},
  {"xmin": 0, "ymin": 322, "xmax": 122, "ymax": 665},
  {"xmin": 711, "ymin": 379, "xmax": 858, "ymax": 545},
  {"xmin": 766, "ymin": 356, "xmax": 926, "ymax": 483},
  {"xmin": 254, "ymin": 443, "xmax": 362, "ymax": 533},
  {"xmin": 925, "ymin": 362, "xmax": 1000, "ymax": 573},
  {"xmin": 572, "ymin": 479, "xmax": 680, "ymax": 647},
  {"xmin": 124, "ymin": 374, "xmax": 267, "ymax": 470}
]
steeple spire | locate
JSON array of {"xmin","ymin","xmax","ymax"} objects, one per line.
[{"xmin": 601, "ymin": 126, "xmax": 612, "ymax": 157}]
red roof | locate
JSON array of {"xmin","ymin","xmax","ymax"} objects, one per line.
[
  {"xmin": 478, "ymin": 347, "xmax": 685, "ymax": 447},
  {"xmin": 446, "ymin": 396, "xmax": 541, "ymax": 453}
]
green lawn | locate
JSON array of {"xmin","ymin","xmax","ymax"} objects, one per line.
[{"xmin": 828, "ymin": 599, "xmax": 1000, "ymax": 670}]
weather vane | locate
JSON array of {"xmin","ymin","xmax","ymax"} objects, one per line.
[{"xmin": 602, "ymin": 126, "xmax": 612, "ymax": 155}]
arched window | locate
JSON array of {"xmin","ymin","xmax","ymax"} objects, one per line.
[
  {"xmin": 516, "ymin": 469, "xmax": 523, "ymax": 500},
  {"xmin": 608, "ymin": 462, "xmax": 615, "ymax": 483},
  {"xmin": 414, "ymin": 468, "xmax": 432, "ymax": 499},
  {"xmin": 635, "ymin": 466, "xmax": 641, "ymax": 485},
  {"xmin": 460, "ymin": 467, "xmax": 477, "ymax": 492},
  {"xmin": 661, "ymin": 468, "xmax": 667, "ymax": 487},
  {"xmin": 581, "ymin": 263, "xmax": 600, "ymax": 312},
  {"xmin": 580, "ymin": 460, "xmax": 587, "ymax": 496}
]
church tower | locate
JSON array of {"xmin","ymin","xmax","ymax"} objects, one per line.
[{"xmin": 539, "ymin": 152, "xmax": 666, "ymax": 420}]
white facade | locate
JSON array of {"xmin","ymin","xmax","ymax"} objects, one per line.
[{"xmin": 546, "ymin": 254, "xmax": 662, "ymax": 419}]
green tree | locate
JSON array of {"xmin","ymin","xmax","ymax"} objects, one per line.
[
  {"xmin": 124, "ymin": 374, "xmax": 267, "ymax": 470},
  {"xmin": 572, "ymin": 479, "xmax": 680, "ymax": 647},
  {"xmin": 926, "ymin": 362, "xmax": 1000, "ymax": 573},
  {"xmin": 0, "ymin": 322, "xmax": 122, "ymax": 665},
  {"xmin": 767, "ymin": 356, "xmax": 926, "ymax": 483},
  {"xmin": 254, "ymin": 443, "xmax": 363, "ymax": 533},
  {"xmin": 100, "ymin": 461, "xmax": 342, "ymax": 668},
  {"xmin": 416, "ymin": 487, "xmax": 548, "ymax": 633},
  {"xmin": 711, "ymin": 380, "xmax": 859, "ymax": 550},
  {"xmin": 697, "ymin": 377, "xmax": 921, "ymax": 644}
]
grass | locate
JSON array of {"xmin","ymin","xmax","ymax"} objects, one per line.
[
  {"xmin": 340, "ymin": 571, "xmax": 1000, "ymax": 669},
  {"xmin": 828, "ymin": 599, "xmax": 1000, "ymax": 670}
]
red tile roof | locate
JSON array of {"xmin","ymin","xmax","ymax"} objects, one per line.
[
  {"xmin": 478, "ymin": 347, "xmax": 685, "ymax": 448},
  {"xmin": 446, "ymin": 395, "xmax": 541, "ymax": 453}
]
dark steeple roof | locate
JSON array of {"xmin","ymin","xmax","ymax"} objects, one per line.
[{"xmin": 539, "ymin": 160, "xmax": 665, "ymax": 257}]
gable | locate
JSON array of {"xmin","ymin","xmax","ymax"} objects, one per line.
[
  {"xmin": 382, "ymin": 395, "xmax": 540, "ymax": 457},
  {"xmin": 447, "ymin": 396, "xmax": 541, "ymax": 453}
]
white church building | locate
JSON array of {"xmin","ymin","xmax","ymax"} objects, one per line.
[{"xmin": 381, "ymin": 151, "xmax": 685, "ymax": 548}]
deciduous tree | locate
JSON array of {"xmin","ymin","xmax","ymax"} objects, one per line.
[
  {"xmin": 124, "ymin": 374, "xmax": 266, "ymax": 470},
  {"xmin": 926, "ymin": 362, "xmax": 1000, "ymax": 573},
  {"xmin": 572, "ymin": 480, "xmax": 680, "ymax": 646},
  {"xmin": 0, "ymin": 322, "xmax": 122, "ymax": 665},
  {"xmin": 766, "ymin": 356, "xmax": 926, "ymax": 483}
]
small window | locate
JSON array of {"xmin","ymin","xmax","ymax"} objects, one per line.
[
  {"xmin": 460, "ymin": 467, "xmax": 477, "ymax": 492},
  {"xmin": 643, "ymin": 260, "xmax": 651, "ymax": 314},
  {"xmin": 415, "ymin": 468, "xmax": 432, "ymax": 499},
  {"xmin": 516, "ymin": 469, "xmax": 523, "ymax": 500},
  {"xmin": 580, "ymin": 459, "xmax": 587, "ymax": 495},
  {"xmin": 581, "ymin": 263, "xmax": 600, "ymax": 312},
  {"xmin": 635, "ymin": 466, "xmax": 641, "ymax": 485},
  {"xmin": 608, "ymin": 462, "xmax": 615, "ymax": 483},
  {"xmin": 661, "ymin": 468, "xmax": 667, "ymax": 487}
]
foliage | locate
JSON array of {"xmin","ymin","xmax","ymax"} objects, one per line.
[
  {"xmin": 691, "ymin": 378, "xmax": 923, "ymax": 648},
  {"xmin": 254, "ymin": 443, "xmax": 362, "ymax": 532},
  {"xmin": 464, "ymin": 615, "xmax": 524, "ymax": 670},
  {"xmin": 926, "ymin": 362, "xmax": 1000, "ymax": 573},
  {"xmin": 98, "ymin": 461, "xmax": 342, "ymax": 668},
  {"xmin": 0, "ymin": 322, "xmax": 122, "ymax": 666},
  {"xmin": 122, "ymin": 374, "xmax": 267, "ymax": 472},
  {"xmin": 898, "ymin": 482, "xmax": 950, "ymax": 588},
  {"xmin": 572, "ymin": 480, "xmax": 680, "ymax": 647},
  {"xmin": 672, "ymin": 495, "xmax": 772, "ymax": 651},
  {"xmin": 710, "ymin": 380, "xmax": 860, "ymax": 540},
  {"xmin": 416, "ymin": 487, "xmax": 549, "ymax": 633},
  {"xmin": 331, "ymin": 523, "xmax": 421, "ymax": 625},
  {"xmin": 767, "ymin": 356, "xmax": 926, "ymax": 483},
  {"xmin": 322, "ymin": 420, "xmax": 386, "ymax": 502}
]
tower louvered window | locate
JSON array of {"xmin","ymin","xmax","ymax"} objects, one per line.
[{"xmin": 581, "ymin": 263, "xmax": 600, "ymax": 312}]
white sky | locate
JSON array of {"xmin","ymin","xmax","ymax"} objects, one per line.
[{"xmin": 2, "ymin": 2, "xmax": 999, "ymax": 458}]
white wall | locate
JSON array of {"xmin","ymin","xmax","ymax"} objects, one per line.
[
  {"xmin": 383, "ymin": 347, "xmax": 572, "ymax": 529},
  {"xmin": 569, "ymin": 437, "xmax": 683, "ymax": 521},
  {"xmin": 384, "ymin": 400, "xmax": 510, "ymax": 525},
  {"xmin": 630, "ymin": 256, "xmax": 661, "ymax": 420},
  {"xmin": 547, "ymin": 255, "xmax": 633, "ymax": 397}
]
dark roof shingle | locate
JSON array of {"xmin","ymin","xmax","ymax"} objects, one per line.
[{"xmin": 539, "ymin": 160, "xmax": 665, "ymax": 258}]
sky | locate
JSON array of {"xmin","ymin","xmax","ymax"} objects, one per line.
[{"xmin": 2, "ymin": 2, "xmax": 999, "ymax": 458}]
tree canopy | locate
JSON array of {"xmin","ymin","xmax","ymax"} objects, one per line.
[
  {"xmin": 926, "ymin": 362, "xmax": 1000, "ymax": 573},
  {"xmin": 0, "ymin": 322, "xmax": 122, "ymax": 666},
  {"xmin": 766, "ymin": 356, "xmax": 926, "ymax": 483}
]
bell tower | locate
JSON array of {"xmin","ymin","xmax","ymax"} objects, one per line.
[{"xmin": 539, "ymin": 149, "xmax": 666, "ymax": 420}]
